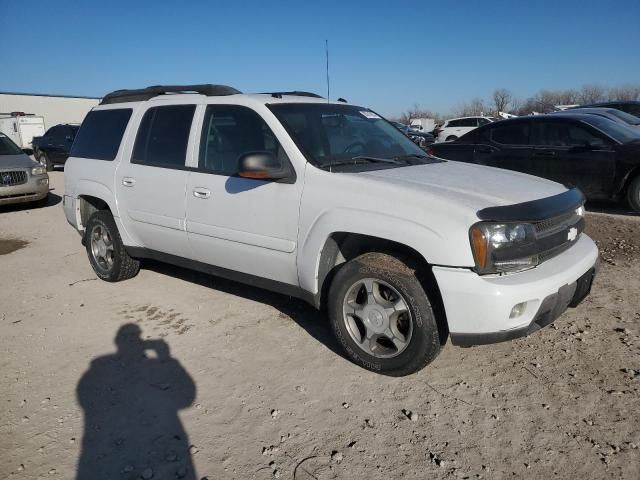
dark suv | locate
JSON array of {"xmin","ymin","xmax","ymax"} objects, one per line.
[
  {"xmin": 567, "ymin": 101, "xmax": 640, "ymax": 118},
  {"xmin": 427, "ymin": 114, "xmax": 640, "ymax": 211},
  {"xmin": 32, "ymin": 124, "xmax": 79, "ymax": 170}
]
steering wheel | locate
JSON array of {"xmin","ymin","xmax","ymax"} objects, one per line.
[{"xmin": 343, "ymin": 142, "xmax": 366, "ymax": 154}]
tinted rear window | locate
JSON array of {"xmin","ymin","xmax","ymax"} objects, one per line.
[
  {"xmin": 71, "ymin": 109, "xmax": 132, "ymax": 160},
  {"xmin": 132, "ymin": 105, "xmax": 195, "ymax": 168},
  {"xmin": 490, "ymin": 123, "xmax": 530, "ymax": 145}
]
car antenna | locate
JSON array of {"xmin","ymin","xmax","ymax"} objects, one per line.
[{"xmin": 325, "ymin": 39, "xmax": 330, "ymax": 103}]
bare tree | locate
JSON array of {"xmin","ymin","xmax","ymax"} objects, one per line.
[
  {"xmin": 453, "ymin": 97, "xmax": 486, "ymax": 117},
  {"xmin": 579, "ymin": 84, "xmax": 607, "ymax": 104},
  {"xmin": 492, "ymin": 88, "xmax": 513, "ymax": 114},
  {"xmin": 608, "ymin": 84, "xmax": 640, "ymax": 101}
]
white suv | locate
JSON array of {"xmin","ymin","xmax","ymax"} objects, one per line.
[
  {"xmin": 435, "ymin": 116, "xmax": 498, "ymax": 142},
  {"xmin": 63, "ymin": 85, "xmax": 598, "ymax": 376}
]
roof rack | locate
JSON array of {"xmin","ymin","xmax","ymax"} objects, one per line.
[
  {"xmin": 263, "ymin": 91, "xmax": 323, "ymax": 99},
  {"xmin": 100, "ymin": 84, "xmax": 241, "ymax": 105}
]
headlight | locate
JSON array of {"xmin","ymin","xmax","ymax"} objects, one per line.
[
  {"xmin": 470, "ymin": 222, "xmax": 538, "ymax": 274},
  {"xmin": 32, "ymin": 166, "xmax": 46, "ymax": 176},
  {"xmin": 576, "ymin": 206, "xmax": 584, "ymax": 217}
]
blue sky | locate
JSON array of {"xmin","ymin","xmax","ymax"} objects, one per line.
[{"xmin": 1, "ymin": 0, "xmax": 639, "ymax": 116}]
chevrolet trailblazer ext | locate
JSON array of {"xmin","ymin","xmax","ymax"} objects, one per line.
[{"xmin": 63, "ymin": 85, "xmax": 598, "ymax": 376}]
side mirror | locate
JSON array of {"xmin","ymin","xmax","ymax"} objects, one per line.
[
  {"xmin": 237, "ymin": 152, "xmax": 293, "ymax": 182},
  {"xmin": 22, "ymin": 148, "xmax": 34, "ymax": 156}
]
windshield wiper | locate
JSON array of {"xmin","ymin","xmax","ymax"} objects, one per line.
[
  {"xmin": 393, "ymin": 153, "xmax": 429, "ymax": 161},
  {"xmin": 320, "ymin": 156, "xmax": 405, "ymax": 169}
]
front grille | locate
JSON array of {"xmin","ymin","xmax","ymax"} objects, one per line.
[
  {"xmin": 533, "ymin": 209, "xmax": 584, "ymax": 264},
  {"xmin": 533, "ymin": 210, "xmax": 579, "ymax": 235},
  {"xmin": 0, "ymin": 170, "xmax": 28, "ymax": 187}
]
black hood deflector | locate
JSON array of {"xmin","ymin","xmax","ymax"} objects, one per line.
[{"xmin": 477, "ymin": 188, "xmax": 585, "ymax": 222}]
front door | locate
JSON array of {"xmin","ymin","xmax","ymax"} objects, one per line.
[
  {"xmin": 474, "ymin": 121, "xmax": 534, "ymax": 173},
  {"xmin": 116, "ymin": 104, "xmax": 196, "ymax": 258},
  {"xmin": 185, "ymin": 104, "xmax": 302, "ymax": 285},
  {"xmin": 531, "ymin": 120, "xmax": 617, "ymax": 196}
]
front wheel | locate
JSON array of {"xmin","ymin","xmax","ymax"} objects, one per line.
[
  {"xmin": 328, "ymin": 252, "xmax": 441, "ymax": 376},
  {"xmin": 627, "ymin": 176, "xmax": 640, "ymax": 212},
  {"xmin": 85, "ymin": 211, "xmax": 140, "ymax": 282}
]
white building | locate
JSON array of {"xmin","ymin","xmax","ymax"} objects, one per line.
[{"xmin": 0, "ymin": 92, "xmax": 100, "ymax": 131}]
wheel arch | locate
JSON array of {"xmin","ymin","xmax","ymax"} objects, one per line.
[{"xmin": 314, "ymin": 231, "xmax": 449, "ymax": 343}]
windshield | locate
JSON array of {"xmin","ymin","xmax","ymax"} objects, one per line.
[
  {"xmin": 584, "ymin": 115, "xmax": 640, "ymax": 143},
  {"xmin": 0, "ymin": 133, "xmax": 23, "ymax": 155},
  {"xmin": 269, "ymin": 104, "xmax": 427, "ymax": 168}
]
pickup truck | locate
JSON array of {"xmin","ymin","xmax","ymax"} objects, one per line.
[
  {"xmin": 32, "ymin": 124, "xmax": 79, "ymax": 171},
  {"xmin": 63, "ymin": 84, "xmax": 599, "ymax": 376}
]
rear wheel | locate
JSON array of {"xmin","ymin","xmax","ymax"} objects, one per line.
[
  {"xmin": 39, "ymin": 152, "xmax": 53, "ymax": 171},
  {"xmin": 445, "ymin": 135, "xmax": 458, "ymax": 142},
  {"xmin": 328, "ymin": 252, "xmax": 441, "ymax": 376},
  {"xmin": 627, "ymin": 175, "xmax": 640, "ymax": 212},
  {"xmin": 85, "ymin": 211, "xmax": 140, "ymax": 282}
]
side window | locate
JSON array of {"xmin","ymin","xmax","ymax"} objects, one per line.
[
  {"xmin": 198, "ymin": 105, "xmax": 289, "ymax": 175},
  {"xmin": 132, "ymin": 105, "xmax": 195, "ymax": 168},
  {"xmin": 477, "ymin": 118, "xmax": 491, "ymax": 126},
  {"xmin": 533, "ymin": 121, "xmax": 606, "ymax": 147},
  {"xmin": 47, "ymin": 126, "xmax": 63, "ymax": 141},
  {"xmin": 71, "ymin": 109, "xmax": 133, "ymax": 161},
  {"xmin": 447, "ymin": 119, "xmax": 460, "ymax": 128},
  {"xmin": 490, "ymin": 123, "xmax": 530, "ymax": 145}
]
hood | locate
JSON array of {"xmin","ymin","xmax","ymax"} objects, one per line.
[
  {"xmin": 0, "ymin": 154, "xmax": 39, "ymax": 170},
  {"xmin": 359, "ymin": 160, "xmax": 568, "ymax": 212}
]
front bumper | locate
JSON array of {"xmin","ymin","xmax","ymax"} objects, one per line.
[
  {"xmin": 433, "ymin": 234, "xmax": 599, "ymax": 346},
  {"xmin": 0, "ymin": 172, "xmax": 49, "ymax": 206}
]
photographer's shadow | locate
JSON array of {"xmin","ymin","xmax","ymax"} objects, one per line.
[{"xmin": 76, "ymin": 324, "xmax": 197, "ymax": 480}]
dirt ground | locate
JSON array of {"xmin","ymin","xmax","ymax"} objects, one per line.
[{"xmin": 1, "ymin": 171, "xmax": 638, "ymax": 480}]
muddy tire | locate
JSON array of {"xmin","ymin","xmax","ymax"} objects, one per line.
[
  {"xmin": 627, "ymin": 175, "xmax": 640, "ymax": 212},
  {"xmin": 85, "ymin": 211, "xmax": 140, "ymax": 282},
  {"xmin": 328, "ymin": 252, "xmax": 441, "ymax": 376}
]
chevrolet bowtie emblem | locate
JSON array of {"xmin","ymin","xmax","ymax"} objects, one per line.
[{"xmin": 567, "ymin": 227, "xmax": 578, "ymax": 242}]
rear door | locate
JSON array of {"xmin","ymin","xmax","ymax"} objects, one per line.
[
  {"xmin": 116, "ymin": 104, "xmax": 196, "ymax": 258},
  {"xmin": 185, "ymin": 104, "xmax": 302, "ymax": 285},
  {"xmin": 531, "ymin": 119, "xmax": 617, "ymax": 195},
  {"xmin": 473, "ymin": 121, "xmax": 534, "ymax": 173}
]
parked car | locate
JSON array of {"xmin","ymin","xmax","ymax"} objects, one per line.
[
  {"xmin": 63, "ymin": 84, "xmax": 598, "ymax": 376},
  {"xmin": 0, "ymin": 131, "xmax": 49, "ymax": 207},
  {"xmin": 567, "ymin": 101, "xmax": 640, "ymax": 118},
  {"xmin": 427, "ymin": 114, "xmax": 640, "ymax": 211},
  {"xmin": 391, "ymin": 121, "xmax": 435, "ymax": 147},
  {"xmin": 552, "ymin": 107, "xmax": 640, "ymax": 128},
  {"xmin": 32, "ymin": 124, "xmax": 79, "ymax": 171},
  {"xmin": 434, "ymin": 116, "xmax": 499, "ymax": 143}
]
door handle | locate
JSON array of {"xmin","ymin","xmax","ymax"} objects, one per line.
[
  {"xmin": 122, "ymin": 177, "xmax": 136, "ymax": 187},
  {"xmin": 534, "ymin": 151, "xmax": 556, "ymax": 157},
  {"xmin": 192, "ymin": 188, "xmax": 211, "ymax": 199}
]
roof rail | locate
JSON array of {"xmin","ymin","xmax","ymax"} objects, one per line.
[
  {"xmin": 100, "ymin": 84, "xmax": 241, "ymax": 105},
  {"xmin": 263, "ymin": 91, "xmax": 323, "ymax": 99}
]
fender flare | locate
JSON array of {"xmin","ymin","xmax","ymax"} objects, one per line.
[{"xmin": 298, "ymin": 208, "xmax": 445, "ymax": 296}]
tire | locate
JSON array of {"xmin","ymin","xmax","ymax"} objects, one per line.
[
  {"xmin": 328, "ymin": 252, "xmax": 441, "ymax": 376},
  {"xmin": 39, "ymin": 152, "xmax": 53, "ymax": 171},
  {"xmin": 445, "ymin": 135, "xmax": 458, "ymax": 142},
  {"xmin": 85, "ymin": 210, "xmax": 140, "ymax": 282},
  {"xmin": 627, "ymin": 175, "xmax": 640, "ymax": 212}
]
